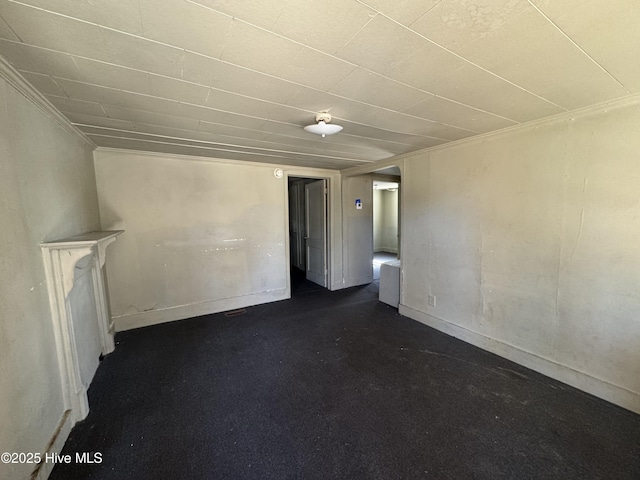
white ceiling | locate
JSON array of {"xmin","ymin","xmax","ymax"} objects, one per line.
[{"xmin": 0, "ymin": 0, "xmax": 638, "ymax": 170}]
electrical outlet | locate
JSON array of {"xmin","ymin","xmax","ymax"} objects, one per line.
[{"xmin": 428, "ymin": 295, "xmax": 436, "ymax": 307}]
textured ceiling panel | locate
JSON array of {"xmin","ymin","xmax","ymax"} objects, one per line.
[
  {"xmin": 359, "ymin": 0, "xmax": 442, "ymax": 26},
  {"xmin": 20, "ymin": 70, "xmax": 66, "ymax": 96},
  {"xmin": 336, "ymin": 14, "xmax": 430, "ymax": 73},
  {"xmin": 138, "ymin": 0, "xmax": 232, "ymax": 59},
  {"xmin": 278, "ymin": 47, "xmax": 356, "ymax": 92},
  {"xmin": 271, "ymin": 0, "xmax": 376, "ymax": 55},
  {"xmin": 220, "ymin": 21, "xmax": 303, "ymax": 78},
  {"xmin": 0, "ymin": 39, "xmax": 79, "ymax": 77},
  {"xmin": 0, "ymin": 12, "xmax": 18, "ymax": 40},
  {"xmin": 329, "ymin": 68, "xmax": 433, "ymax": 112},
  {"xmin": 45, "ymin": 95, "xmax": 107, "ymax": 117},
  {"xmin": 410, "ymin": 0, "xmax": 531, "ymax": 51},
  {"xmin": 402, "ymin": 96, "xmax": 516, "ymax": 133},
  {"xmin": 0, "ymin": 0, "xmax": 638, "ymax": 169},
  {"xmin": 16, "ymin": 0, "xmax": 146, "ymax": 34},
  {"xmin": 534, "ymin": 0, "xmax": 640, "ymax": 92},
  {"xmin": 189, "ymin": 0, "xmax": 286, "ymax": 30},
  {"xmin": 456, "ymin": 6, "xmax": 629, "ymax": 109}
]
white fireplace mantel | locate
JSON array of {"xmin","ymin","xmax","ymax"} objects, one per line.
[{"xmin": 41, "ymin": 230, "xmax": 123, "ymax": 422}]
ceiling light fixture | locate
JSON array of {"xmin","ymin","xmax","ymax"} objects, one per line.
[{"xmin": 304, "ymin": 112, "xmax": 343, "ymax": 138}]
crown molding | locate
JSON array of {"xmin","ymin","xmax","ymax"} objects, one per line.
[
  {"xmin": 94, "ymin": 147, "xmax": 342, "ymax": 176},
  {"xmin": 341, "ymin": 155, "xmax": 405, "ymax": 177},
  {"xmin": 0, "ymin": 55, "xmax": 95, "ymax": 149},
  {"xmin": 355, "ymin": 92, "xmax": 640, "ymax": 171}
]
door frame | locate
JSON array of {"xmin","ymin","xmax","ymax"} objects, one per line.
[
  {"xmin": 285, "ymin": 174, "xmax": 332, "ymax": 296},
  {"xmin": 341, "ymin": 160, "xmax": 404, "ymax": 298},
  {"xmin": 372, "ymin": 173, "xmax": 401, "ymax": 258}
]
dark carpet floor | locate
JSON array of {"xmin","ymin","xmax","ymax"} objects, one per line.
[{"xmin": 51, "ymin": 279, "xmax": 640, "ymax": 480}]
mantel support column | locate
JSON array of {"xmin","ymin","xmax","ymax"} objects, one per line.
[{"xmin": 41, "ymin": 230, "xmax": 123, "ymax": 422}]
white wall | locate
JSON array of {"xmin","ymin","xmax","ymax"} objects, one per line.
[
  {"xmin": 342, "ymin": 175, "xmax": 374, "ymax": 288},
  {"xmin": 400, "ymin": 100, "xmax": 640, "ymax": 413},
  {"xmin": 0, "ymin": 67, "xmax": 100, "ymax": 479},
  {"xmin": 383, "ymin": 190, "xmax": 398, "ymax": 253},
  {"xmin": 373, "ymin": 189, "xmax": 398, "ymax": 253},
  {"xmin": 94, "ymin": 150, "xmax": 343, "ymax": 330},
  {"xmin": 373, "ymin": 188, "xmax": 383, "ymax": 252}
]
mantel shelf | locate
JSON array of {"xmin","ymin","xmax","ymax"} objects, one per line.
[
  {"xmin": 41, "ymin": 230, "xmax": 124, "ymax": 249},
  {"xmin": 41, "ymin": 231, "xmax": 125, "ymax": 299}
]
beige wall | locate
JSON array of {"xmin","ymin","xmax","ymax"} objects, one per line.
[
  {"xmin": 94, "ymin": 150, "xmax": 343, "ymax": 330},
  {"xmin": 0, "ymin": 73, "xmax": 100, "ymax": 479},
  {"xmin": 400, "ymin": 101, "xmax": 640, "ymax": 413},
  {"xmin": 373, "ymin": 188, "xmax": 383, "ymax": 251},
  {"xmin": 342, "ymin": 175, "xmax": 374, "ymax": 287},
  {"xmin": 374, "ymin": 188, "xmax": 398, "ymax": 253}
]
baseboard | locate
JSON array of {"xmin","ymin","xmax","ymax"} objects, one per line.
[
  {"xmin": 114, "ymin": 288, "xmax": 289, "ymax": 331},
  {"xmin": 399, "ymin": 304, "xmax": 640, "ymax": 415},
  {"xmin": 29, "ymin": 410, "xmax": 73, "ymax": 480}
]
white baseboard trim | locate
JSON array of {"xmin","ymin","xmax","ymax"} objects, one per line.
[
  {"xmin": 114, "ymin": 289, "xmax": 289, "ymax": 331},
  {"xmin": 399, "ymin": 304, "xmax": 640, "ymax": 415},
  {"xmin": 30, "ymin": 410, "xmax": 73, "ymax": 480}
]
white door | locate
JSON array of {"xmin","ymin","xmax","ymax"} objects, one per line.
[{"xmin": 305, "ymin": 179, "xmax": 327, "ymax": 287}]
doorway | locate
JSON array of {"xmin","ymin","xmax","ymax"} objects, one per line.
[
  {"xmin": 340, "ymin": 166, "xmax": 401, "ymax": 300},
  {"xmin": 372, "ymin": 177, "xmax": 400, "ymax": 281},
  {"xmin": 288, "ymin": 176, "xmax": 329, "ymax": 294}
]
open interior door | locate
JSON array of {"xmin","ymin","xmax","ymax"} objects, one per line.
[{"xmin": 305, "ymin": 179, "xmax": 328, "ymax": 287}]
